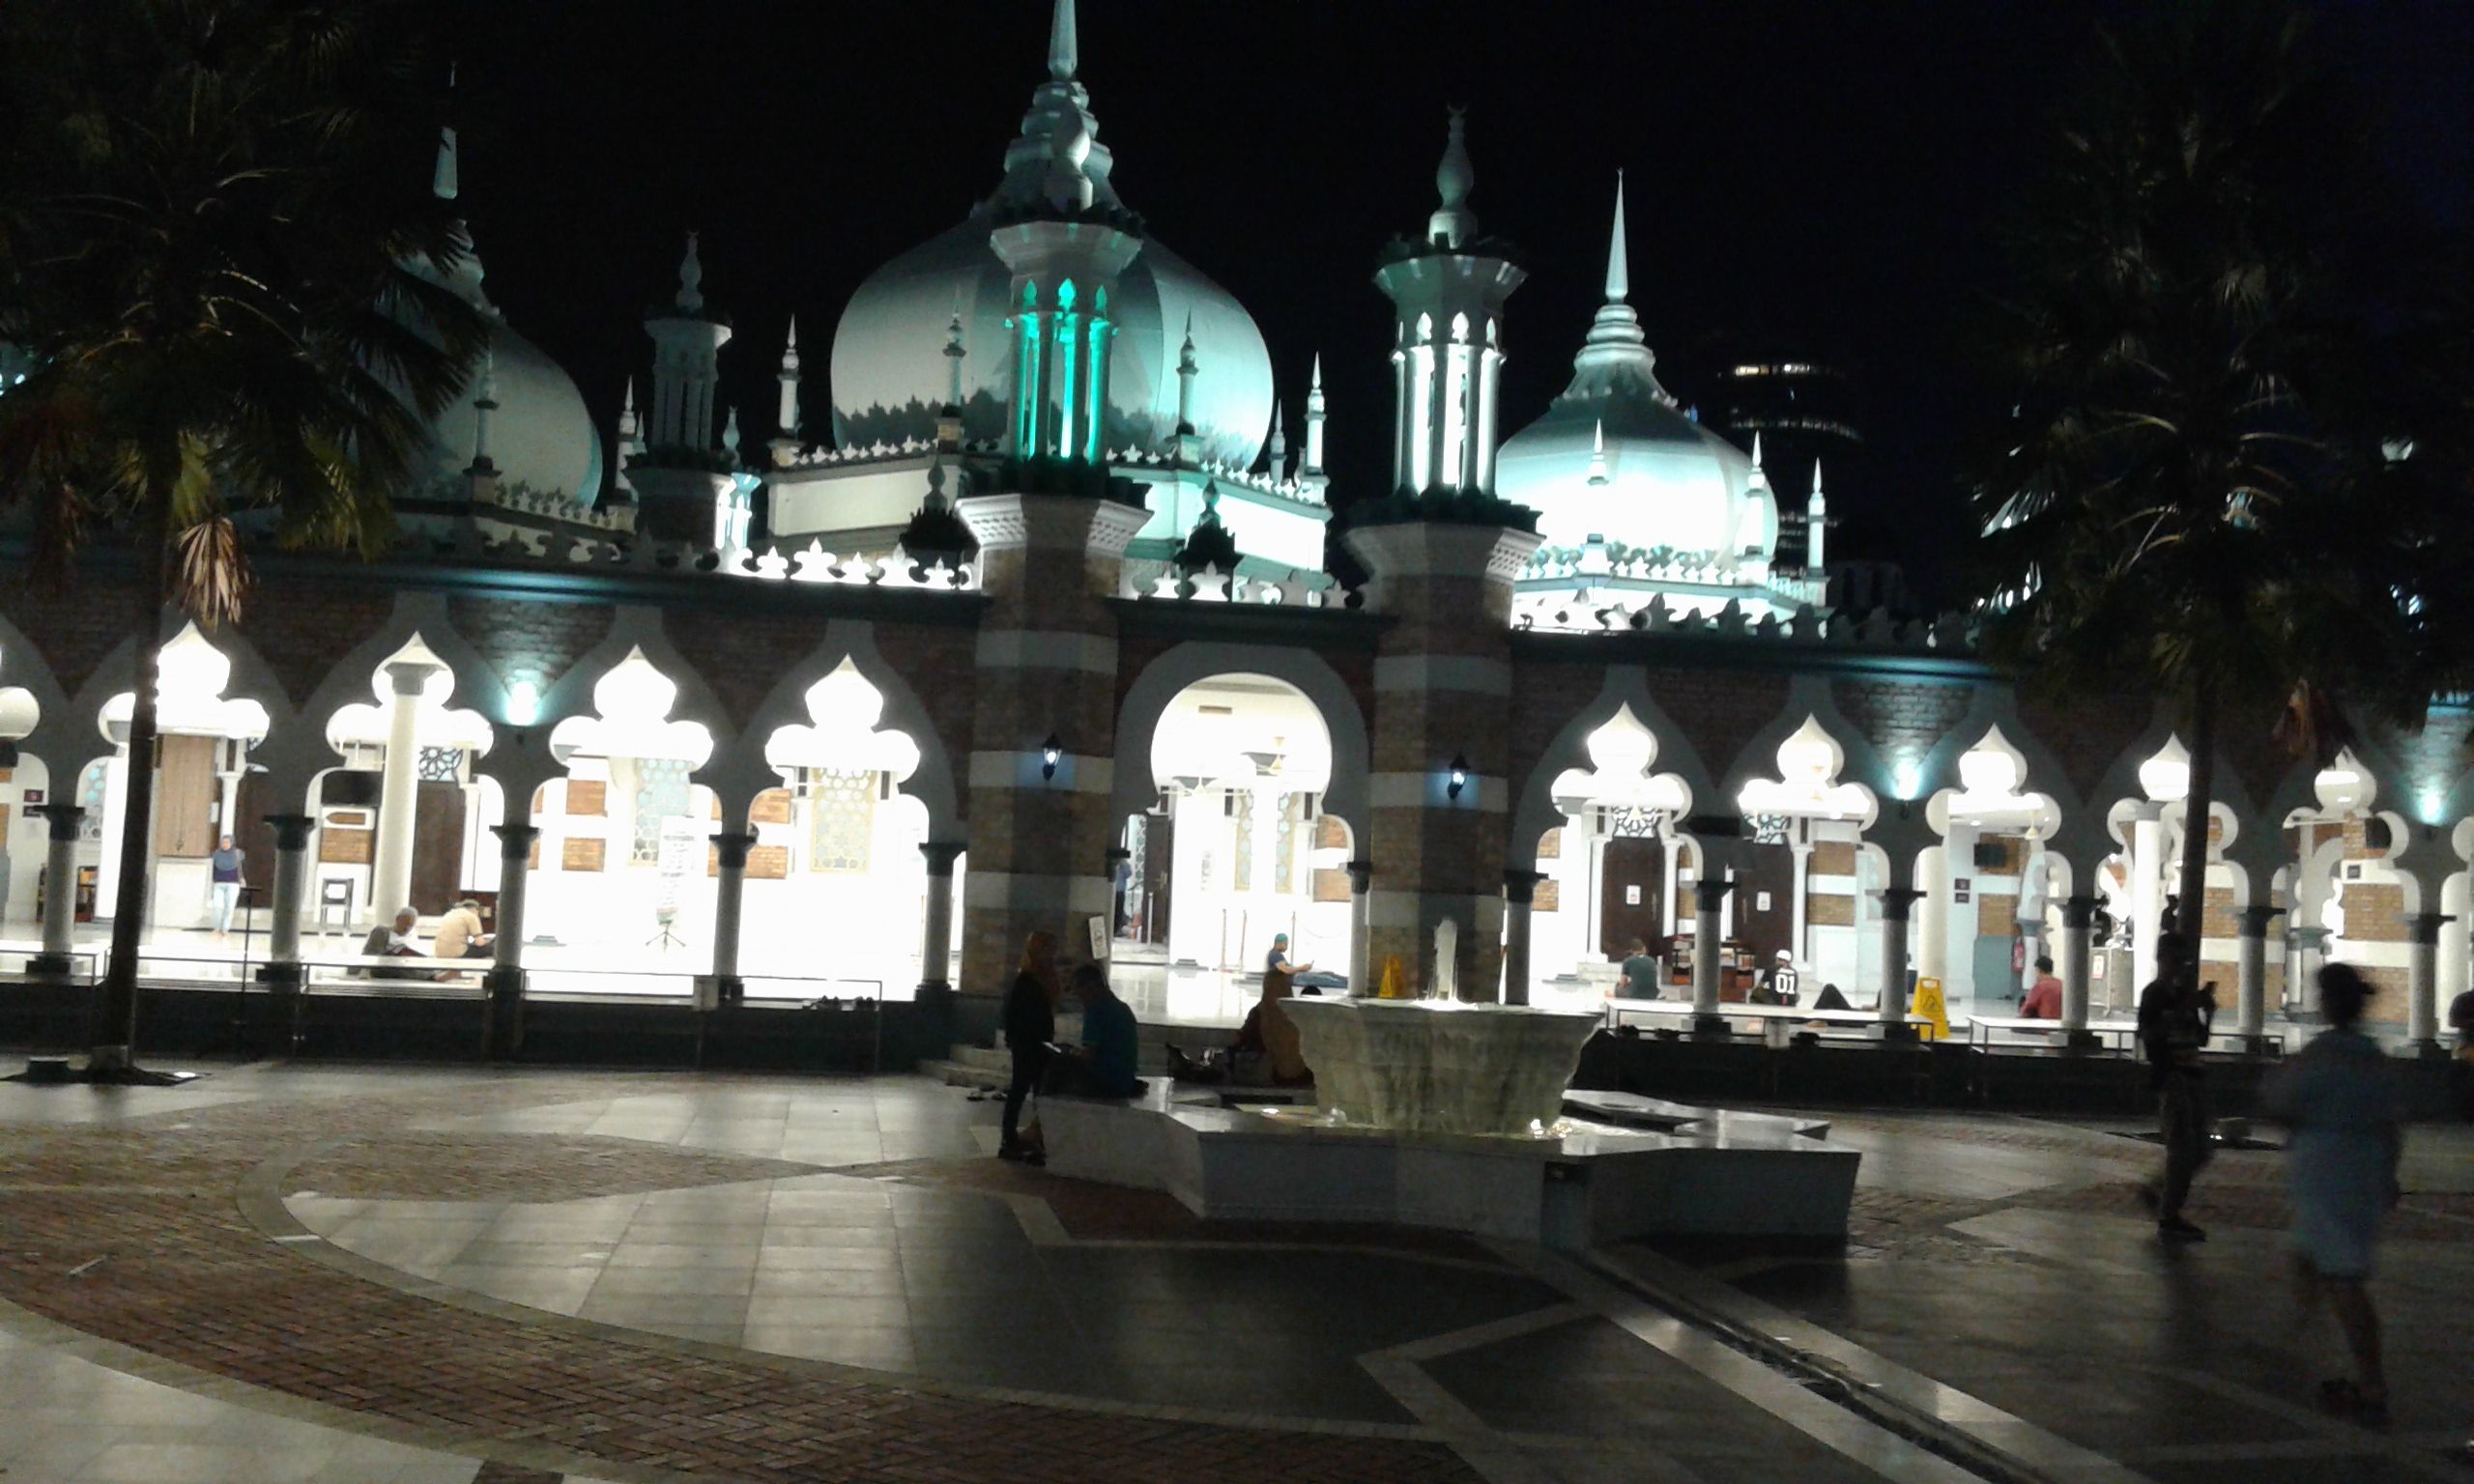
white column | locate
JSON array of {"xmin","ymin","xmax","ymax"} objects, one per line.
[
  {"xmin": 705, "ymin": 831, "xmax": 754, "ymax": 1005},
  {"xmin": 919, "ymin": 842, "xmax": 963, "ymax": 991},
  {"xmin": 1503, "ymin": 870, "xmax": 1540, "ymax": 1006},
  {"xmin": 1914, "ymin": 843, "xmax": 1951, "ymax": 985},
  {"xmin": 33, "ymin": 803, "xmax": 83, "ymax": 972},
  {"xmin": 1878, "ymin": 884, "xmax": 1924, "ymax": 1035},
  {"xmin": 2235, "ymin": 903, "xmax": 2275, "ymax": 1048},
  {"xmin": 262, "ymin": 813, "xmax": 314, "ymax": 982},
  {"xmin": 489, "ymin": 824, "xmax": 536, "ymax": 975},
  {"xmin": 2131, "ymin": 805, "xmax": 2166, "ymax": 993},
  {"xmin": 95, "ymin": 749, "xmax": 129, "ymax": 920},
  {"xmin": 1789, "ymin": 837, "xmax": 1813, "ymax": 967},
  {"xmin": 1347, "ymin": 859, "xmax": 1373, "ymax": 994},
  {"xmin": 1692, "ymin": 874, "xmax": 1733, "ymax": 1032},
  {"xmin": 2060, "ymin": 894, "xmax": 2096, "ymax": 1036},
  {"xmin": 369, "ymin": 661, "xmax": 434, "ymax": 923},
  {"xmin": 2408, "ymin": 911, "xmax": 2448, "ymax": 1051},
  {"xmin": 1248, "ymin": 784, "xmax": 1280, "ymax": 961}
]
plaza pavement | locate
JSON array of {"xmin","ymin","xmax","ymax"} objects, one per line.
[{"xmin": 0, "ymin": 1060, "xmax": 2465, "ymax": 1484}]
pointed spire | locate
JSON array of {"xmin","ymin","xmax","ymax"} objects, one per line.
[
  {"xmin": 1309, "ymin": 354, "xmax": 1324, "ymax": 394},
  {"xmin": 1603, "ymin": 171, "xmax": 1628, "ymax": 302},
  {"xmin": 1586, "ymin": 418, "xmax": 1609, "ymax": 487},
  {"xmin": 433, "ymin": 127, "xmax": 459, "ymax": 202},
  {"xmin": 1745, "ymin": 432, "xmax": 1769, "ymax": 491},
  {"xmin": 1429, "ymin": 107, "xmax": 1478, "ymax": 248},
  {"xmin": 780, "ymin": 316, "xmax": 799, "ymax": 370},
  {"xmin": 1049, "ymin": 0, "xmax": 1079, "ymax": 81},
  {"xmin": 1303, "ymin": 354, "xmax": 1328, "ymax": 482},
  {"xmin": 620, "ymin": 376, "xmax": 637, "ymax": 430},
  {"xmin": 1173, "ymin": 311, "xmax": 1198, "ymax": 438},
  {"xmin": 1266, "ymin": 399, "xmax": 1288, "ymax": 477},
  {"xmin": 1811, "ymin": 458, "xmax": 1825, "ymax": 497},
  {"xmin": 676, "ymin": 232, "xmax": 705, "ymax": 315}
]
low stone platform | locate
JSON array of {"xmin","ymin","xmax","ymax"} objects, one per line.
[{"xmin": 1042, "ymin": 1083, "xmax": 1860, "ymax": 1248}]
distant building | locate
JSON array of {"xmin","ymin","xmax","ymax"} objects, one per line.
[{"xmin": 1703, "ymin": 354, "xmax": 1863, "ymax": 573}]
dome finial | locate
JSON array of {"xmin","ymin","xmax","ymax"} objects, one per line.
[
  {"xmin": 1812, "ymin": 457, "xmax": 1825, "ymax": 496},
  {"xmin": 1049, "ymin": 0, "xmax": 1079, "ymax": 81},
  {"xmin": 676, "ymin": 232, "xmax": 705, "ymax": 315},
  {"xmin": 1587, "ymin": 417, "xmax": 1609, "ymax": 487},
  {"xmin": 1428, "ymin": 107, "xmax": 1478, "ymax": 247},
  {"xmin": 1604, "ymin": 171, "xmax": 1628, "ymax": 304}
]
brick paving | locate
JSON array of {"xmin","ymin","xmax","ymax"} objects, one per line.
[
  {"xmin": 0, "ymin": 1071, "xmax": 1482, "ymax": 1484},
  {"xmin": 289, "ymin": 1132, "xmax": 819, "ymax": 1203}
]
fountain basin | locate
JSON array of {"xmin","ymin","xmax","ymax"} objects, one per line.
[{"xmin": 1281, "ymin": 997, "xmax": 1603, "ymax": 1137}]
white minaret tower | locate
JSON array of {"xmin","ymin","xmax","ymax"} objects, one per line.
[
  {"xmin": 770, "ymin": 317, "xmax": 800, "ymax": 467},
  {"xmin": 465, "ymin": 349, "xmax": 497, "ymax": 477},
  {"xmin": 1300, "ymin": 353, "xmax": 1329, "ymax": 499},
  {"xmin": 1806, "ymin": 459, "xmax": 1828, "ymax": 571},
  {"xmin": 1264, "ymin": 400, "xmax": 1287, "ymax": 483},
  {"xmin": 1174, "ymin": 314, "xmax": 1198, "ymax": 436},
  {"xmin": 936, "ymin": 308, "xmax": 968, "ymax": 449},
  {"xmin": 1372, "ymin": 108, "xmax": 1526, "ymax": 496},
  {"xmin": 612, "ymin": 378, "xmax": 641, "ymax": 500},
  {"xmin": 643, "ymin": 232, "xmax": 733, "ymax": 451}
]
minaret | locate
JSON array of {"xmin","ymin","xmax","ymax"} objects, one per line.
[
  {"xmin": 464, "ymin": 350, "xmax": 498, "ymax": 478},
  {"xmin": 1806, "ymin": 459, "xmax": 1828, "ymax": 571},
  {"xmin": 643, "ymin": 232, "xmax": 734, "ymax": 452},
  {"xmin": 612, "ymin": 378, "xmax": 641, "ymax": 502},
  {"xmin": 1264, "ymin": 400, "xmax": 1288, "ymax": 483},
  {"xmin": 1372, "ymin": 108, "xmax": 1526, "ymax": 497},
  {"xmin": 985, "ymin": 0, "xmax": 1142, "ymax": 468},
  {"xmin": 1174, "ymin": 315, "xmax": 1198, "ymax": 436},
  {"xmin": 937, "ymin": 308, "xmax": 968, "ymax": 450},
  {"xmin": 770, "ymin": 317, "xmax": 800, "ymax": 467},
  {"xmin": 1300, "ymin": 354, "xmax": 1329, "ymax": 499}
]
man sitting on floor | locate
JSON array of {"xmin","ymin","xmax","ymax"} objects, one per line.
[
  {"xmin": 356, "ymin": 908, "xmax": 442, "ymax": 981},
  {"xmin": 432, "ymin": 899, "xmax": 494, "ymax": 960}
]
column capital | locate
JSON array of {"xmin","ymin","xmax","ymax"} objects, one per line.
[
  {"xmin": 1877, "ymin": 885, "xmax": 1925, "ymax": 921},
  {"xmin": 35, "ymin": 801, "xmax": 85, "ymax": 842},
  {"xmin": 711, "ymin": 831, "xmax": 757, "ymax": 870},
  {"xmin": 383, "ymin": 659, "xmax": 439, "ymax": 697},
  {"xmin": 490, "ymin": 821, "xmax": 541, "ymax": 858},
  {"xmin": 263, "ymin": 813, "xmax": 315, "ymax": 851},
  {"xmin": 1503, "ymin": 869, "xmax": 1544, "ymax": 904},
  {"xmin": 920, "ymin": 841, "xmax": 966, "ymax": 874},
  {"xmin": 1695, "ymin": 875, "xmax": 1739, "ymax": 906},
  {"xmin": 2236, "ymin": 903, "xmax": 2283, "ymax": 935},
  {"xmin": 1346, "ymin": 859, "xmax": 1373, "ymax": 892},
  {"xmin": 2408, "ymin": 910, "xmax": 2455, "ymax": 946},
  {"xmin": 2060, "ymin": 894, "xmax": 2101, "ymax": 928}
]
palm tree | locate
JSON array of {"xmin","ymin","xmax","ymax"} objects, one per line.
[
  {"xmin": 1970, "ymin": 3, "xmax": 2467, "ymax": 957},
  {"xmin": 0, "ymin": 0, "xmax": 487, "ymax": 1077}
]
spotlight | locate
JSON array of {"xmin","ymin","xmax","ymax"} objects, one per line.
[
  {"xmin": 1041, "ymin": 733, "xmax": 1063, "ymax": 782},
  {"xmin": 1448, "ymin": 754, "xmax": 1471, "ymax": 802}
]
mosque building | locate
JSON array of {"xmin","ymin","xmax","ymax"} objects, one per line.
[{"xmin": 0, "ymin": 0, "xmax": 2466, "ymax": 1061}]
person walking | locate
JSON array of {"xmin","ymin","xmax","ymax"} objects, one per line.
[
  {"xmin": 2136, "ymin": 931, "xmax": 2216, "ymax": 1241},
  {"xmin": 2263, "ymin": 964, "xmax": 2402, "ymax": 1425},
  {"xmin": 209, "ymin": 834, "xmax": 245, "ymax": 940},
  {"xmin": 998, "ymin": 929, "xmax": 1061, "ymax": 1164}
]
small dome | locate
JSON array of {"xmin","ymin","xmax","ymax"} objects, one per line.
[
  {"xmin": 413, "ymin": 318, "xmax": 603, "ymax": 506},
  {"xmin": 829, "ymin": 214, "xmax": 1273, "ymax": 468},
  {"xmin": 1497, "ymin": 387, "xmax": 1754, "ymax": 556}
]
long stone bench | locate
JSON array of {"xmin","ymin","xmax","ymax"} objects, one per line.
[{"xmin": 1561, "ymin": 1089, "xmax": 1832, "ymax": 1141}]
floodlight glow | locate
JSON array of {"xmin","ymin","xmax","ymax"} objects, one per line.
[
  {"xmin": 506, "ymin": 679, "xmax": 540, "ymax": 727},
  {"xmin": 1041, "ymin": 733, "xmax": 1064, "ymax": 781},
  {"xmin": 1448, "ymin": 754, "xmax": 1470, "ymax": 801}
]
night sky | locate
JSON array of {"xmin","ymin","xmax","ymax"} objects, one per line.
[{"xmin": 432, "ymin": 0, "xmax": 2470, "ymax": 602}]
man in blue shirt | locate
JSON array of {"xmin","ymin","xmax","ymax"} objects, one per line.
[{"xmin": 1056, "ymin": 963, "xmax": 1141, "ymax": 1099}]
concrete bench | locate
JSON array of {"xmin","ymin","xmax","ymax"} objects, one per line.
[{"xmin": 1041, "ymin": 1082, "xmax": 1222, "ymax": 1189}]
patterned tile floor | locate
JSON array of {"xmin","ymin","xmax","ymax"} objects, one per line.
[{"xmin": 1, "ymin": 1060, "xmax": 2470, "ymax": 1483}]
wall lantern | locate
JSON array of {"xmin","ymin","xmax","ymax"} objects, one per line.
[
  {"xmin": 1041, "ymin": 733, "xmax": 1064, "ymax": 782},
  {"xmin": 1448, "ymin": 753, "xmax": 1471, "ymax": 802}
]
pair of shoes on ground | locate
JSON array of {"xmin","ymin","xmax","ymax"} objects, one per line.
[
  {"xmin": 997, "ymin": 1142, "xmax": 1045, "ymax": 1166},
  {"xmin": 2317, "ymin": 1378, "xmax": 2390, "ymax": 1427}
]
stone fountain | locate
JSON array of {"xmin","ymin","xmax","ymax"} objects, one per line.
[{"xmin": 1279, "ymin": 996, "xmax": 1602, "ymax": 1137}]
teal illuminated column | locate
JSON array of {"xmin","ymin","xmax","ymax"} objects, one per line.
[{"xmin": 991, "ymin": 219, "xmax": 1140, "ymax": 468}]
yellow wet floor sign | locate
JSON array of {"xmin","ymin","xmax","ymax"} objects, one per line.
[{"xmin": 1911, "ymin": 977, "xmax": 1949, "ymax": 1041}]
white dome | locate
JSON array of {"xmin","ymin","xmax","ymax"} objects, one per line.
[
  {"xmin": 1497, "ymin": 389, "xmax": 1753, "ymax": 556},
  {"xmin": 829, "ymin": 212, "xmax": 1273, "ymax": 468},
  {"xmin": 414, "ymin": 317, "xmax": 603, "ymax": 506}
]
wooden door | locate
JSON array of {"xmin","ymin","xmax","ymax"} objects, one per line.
[
  {"xmin": 154, "ymin": 734, "xmax": 218, "ymax": 858},
  {"xmin": 1735, "ymin": 841, "xmax": 1797, "ymax": 964},
  {"xmin": 232, "ymin": 771, "xmax": 274, "ymax": 898},
  {"xmin": 1597, "ymin": 836, "xmax": 1664, "ymax": 958},
  {"xmin": 408, "ymin": 781, "xmax": 466, "ymax": 914}
]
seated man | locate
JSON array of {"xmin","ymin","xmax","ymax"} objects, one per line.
[
  {"xmin": 2021, "ymin": 956, "xmax": 2064, "ymax": 1018},
  {"xmin": 357, "ymin": 908, "xmax": 441, "ymax": 981},
  {"xmin": 1046, "ymin": 963, "xmax": 1143, "ymax": 1099},
  {"xmin": 432, "ymin": 899, "xmax": 494, "ymax": 960},
  {"xmin": 1229, "ymin": 967, "xmax": 1311, "ymax": 1086},
  {"xmin": 1616, "ymin": 937, "xmax": 1661, "ymax": 1000}
]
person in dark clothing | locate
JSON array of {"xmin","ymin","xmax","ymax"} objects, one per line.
[
  {"xmin": 1049, "ymin": 962, "xmax": 1143, "ymax": 1099},
  {"xmin": 999, "ymin": 930, "xmax": 1061, "ymax": 1163},
  {"xmin": 2137, "ymin": 931, "xmax": 2216, "ymax": 1241}
]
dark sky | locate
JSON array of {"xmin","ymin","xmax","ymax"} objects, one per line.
[{"xmin": 433, "ymin": 0, "xmax": 2470, "ymax": 601}]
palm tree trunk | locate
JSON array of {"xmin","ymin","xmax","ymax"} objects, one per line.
[
  {"xmin": 90, "ymin": 527, "xmax": 168, "ymax": 1070},
  {"xmin": 2172, "ymin": 681, "xmax": 2218, "ymax": 977}
]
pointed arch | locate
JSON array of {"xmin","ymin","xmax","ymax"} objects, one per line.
[{"xmin": 704, "ymin": 618, "xmax": 961, "ymax": 834}]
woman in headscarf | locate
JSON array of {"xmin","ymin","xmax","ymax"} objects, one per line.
[
  {"xmin": 1231, "ymin": 966, "xmax": 1310, "ymax": 1085},
  {"xmin": 999, "ymin": 930, "xmax": 1061, "ymax": 1163}
]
